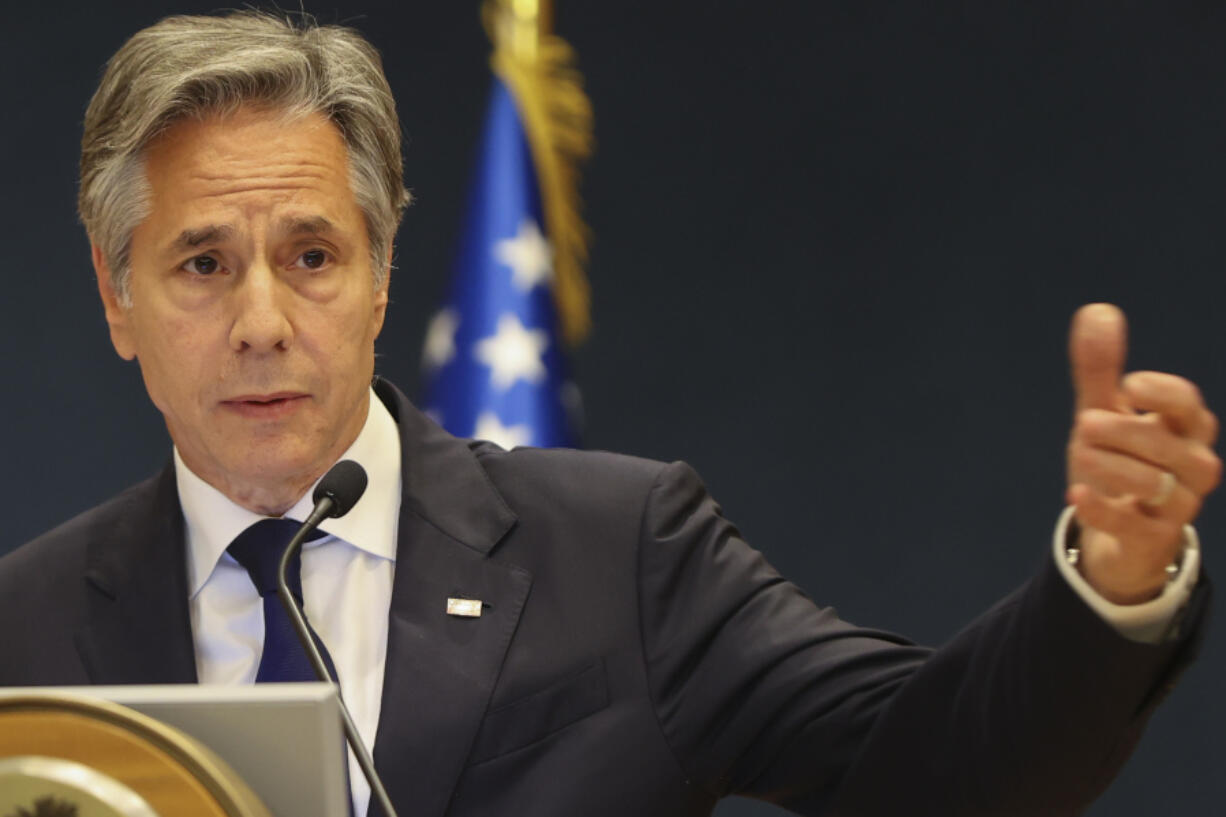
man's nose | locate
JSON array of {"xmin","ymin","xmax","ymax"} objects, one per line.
[{"xmin": 228, "ymin": 261, "xmax": 293, "ymax": 353}]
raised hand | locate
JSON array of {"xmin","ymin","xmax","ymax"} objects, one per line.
[{"xmin": 1066, "ymin": 303, "xmax": 1220, "ymax": 604}]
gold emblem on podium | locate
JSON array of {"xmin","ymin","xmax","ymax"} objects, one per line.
[{"xmin": 0, "ymin": 694, "xmax": 270, "ymax": 817}]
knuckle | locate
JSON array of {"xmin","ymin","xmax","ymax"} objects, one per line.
[
  {"xmin": 1202, "ymin": 451, "xmax": 1223, "ymax": 491},
  {"xmin": 1071, "ymin": 446, "xmax": 1099, "ymax": 476},
  {"xmin": 1163, "ymin": 373, "xmax": 1199, "ymax": 401},
  {"xmin": 1179, "ymin": 377, "xmax": 1204, "ymax": 405},
  {"xmin": 1165, "ymin": 373, "xmax": 1198, "ymax": 403},
  {"xmin": 1127, "ymin": 371, "xmax": 1194, "ymax": 402},
  {"xmin": 1076, "ymin": 409, "xmax": 1110, "ymax": 440}
]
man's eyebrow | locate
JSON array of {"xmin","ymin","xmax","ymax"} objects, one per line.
[
  {"xmin": 169, "ymin": 225, "xmax": 234, "ymax": 253},
  {"xmin": 277, "ymin": 215, "xmax": 336, "ymax": 235}
]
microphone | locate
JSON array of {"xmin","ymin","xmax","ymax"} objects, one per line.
[
  {"xmin": 310, "ymin": 458, "xmax": 368, "ymax": 523},
  {"xmin": 275, "ymin": 459, "xmax": 399, "ymax": 817}
]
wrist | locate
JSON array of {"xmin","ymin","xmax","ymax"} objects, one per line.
[
  {"xmin": 1053, "ymin": 507, "xmax": 1200, "ymax": 644},
  {"xmin": 1066, "ymin": 524, "xmax": 1183, "ymax": 605}
]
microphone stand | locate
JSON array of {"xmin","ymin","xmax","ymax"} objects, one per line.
[{"xmin": 276, "ymin": 496, "xmax": 400, "ymax": 817}]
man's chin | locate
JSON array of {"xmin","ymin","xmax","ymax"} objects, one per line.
[
  {"xmin": 203, "ymin": 444, "xmax": 334, "ymax": 510},
  {"xmin": 230, "ymin": 453, "xmax": 327, "ymax": 484}
]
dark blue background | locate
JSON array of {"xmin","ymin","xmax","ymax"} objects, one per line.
[{"xmin": 2, "ymin": 3, "xmax": 1223, "ymax": 814}]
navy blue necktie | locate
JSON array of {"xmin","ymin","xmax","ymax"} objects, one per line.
[
  {"xmin": 227, "ymin": 518, "xmax": 340, "ymax": 684},
  {"xmin": 228, "ymin": 518, "xmax": 357, "ymax": 817}
]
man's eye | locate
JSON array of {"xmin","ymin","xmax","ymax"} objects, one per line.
[
  {"xmin": 183, "ymin": 255, "xmax": 219, "ymax": 275},
  {"xmin": 297, "ymin": 249, "xmax": 329, "ymax": 270}
]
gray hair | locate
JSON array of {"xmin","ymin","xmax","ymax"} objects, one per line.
[{"xmin": 79, "ymin": 11, "xmax": 410, "ymax": 304}]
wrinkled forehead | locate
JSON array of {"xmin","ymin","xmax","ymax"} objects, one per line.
[
  {"xmin": 142, "ymin": 104, "xmax": 348, "ymax": 170},
  {"xmin": 131, "ymin": 107, "xmax": 367, "ymax": 255}
]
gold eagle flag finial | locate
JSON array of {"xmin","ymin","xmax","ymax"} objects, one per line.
[{"xmin": 481, "ymin": 0, "xmax": 594, "ymax": 346}]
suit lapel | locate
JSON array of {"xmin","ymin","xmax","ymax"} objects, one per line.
[
  {"xmin": 369, "ymin": 380, "xmax": 530, "ymax": 817},
  {"xmin": 70, "ymin": 380, "xmax": 526, "ymax": 812},
  {"xmin": 74, "ymin": 465, "xmax": 198, "ymax": 685}
]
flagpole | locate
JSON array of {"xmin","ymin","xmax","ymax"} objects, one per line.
[
  {"xmin": 489, "ymin": 0, "xmax": 552, "ymax": 60},
  {"xmin": 482, "ymin": 0, "xmax": 593, "ymax": 346}
]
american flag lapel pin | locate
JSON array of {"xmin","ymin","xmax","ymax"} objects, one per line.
[{"xmin": 446, "ymin": 598, "xmax": 483, "ymax": 618}]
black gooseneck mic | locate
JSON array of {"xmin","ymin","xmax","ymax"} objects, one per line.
[{"xmin": 275, "ymin": 459, "xmax": 400, "ymax": 817}]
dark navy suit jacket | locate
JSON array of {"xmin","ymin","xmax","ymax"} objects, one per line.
[{"xmin": 0, "ymin": 378, "xmax": 1209, "ymax": 816}]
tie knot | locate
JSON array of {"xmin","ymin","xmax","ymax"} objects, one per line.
[{"xmin": 227, "ymin": 518, "xmax": 317, "ymax": 597}]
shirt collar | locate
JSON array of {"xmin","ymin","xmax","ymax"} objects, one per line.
[{"xmin": 178, "ymin": 387, "xmax": 402, "ymax": 598}]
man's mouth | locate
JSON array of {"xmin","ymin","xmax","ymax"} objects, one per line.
[{"xmin": 220, "ymin": 392, "xmax": 310, "ymax": 419}]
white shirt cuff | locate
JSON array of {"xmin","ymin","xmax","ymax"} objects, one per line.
[{"xmin": 1052, "ymin": 506, "xmax": 1200, "ymax": 645}]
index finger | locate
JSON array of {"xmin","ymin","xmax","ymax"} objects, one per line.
[{"xmin": 1123, "ymin": 371, "xmax": 1219, "ymax": 445}]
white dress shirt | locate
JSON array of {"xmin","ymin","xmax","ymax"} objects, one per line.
[
  {"xmin": 180, "ymin": 389, "xmax": 401, "ymax": 817},
  {"xmin": 178, "ymin": 386, "xmax": 1194, "ymax": 816}
]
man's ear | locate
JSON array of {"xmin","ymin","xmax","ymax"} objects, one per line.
[{"xmin": 91, "ymin": 243, "xmax": 137, "ymax": 361}]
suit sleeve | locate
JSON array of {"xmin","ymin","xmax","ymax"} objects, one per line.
[{"xmin": 635, "ymin": 461, "xmax": 1210, "ymax": 816}]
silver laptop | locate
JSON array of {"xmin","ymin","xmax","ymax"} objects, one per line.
[{"xmin": 0, "ymin": 683, "xmax": 349, "ymax": 817}]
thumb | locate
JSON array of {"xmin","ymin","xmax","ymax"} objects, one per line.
[{"xmin": 1070, "ymin": 303, "xmax": 1128, "ymax": 413}]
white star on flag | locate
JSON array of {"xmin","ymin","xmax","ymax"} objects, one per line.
[
  {"xmin": 422, "ymin": 308, "xmax": 459, "ymax": 370},
  {"xmin": 474, "ymin": 313, "xmax": 549, "ymax": 390},
  {"xmin": 473, "ymin": 411, "xmax": 532, "ymax": 450},
  {"xmin": 494, "ymin": 218, "xmax": 553, "ymax": 292}
]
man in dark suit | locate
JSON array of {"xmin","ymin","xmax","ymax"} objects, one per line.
[{"xmin": 0, "ymin": 11, "xmax": 1218, "ymax": 817}]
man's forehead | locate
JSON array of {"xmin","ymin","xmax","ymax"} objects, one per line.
[
  {"xmin": 141, "ymin": 108, "xmax": 349, "ymax": 189},
  {"xmin": 133, "ymin": 108, "xmax": 360, "ymax": 256}
]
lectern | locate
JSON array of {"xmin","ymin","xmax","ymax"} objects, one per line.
[{"xmin": 0, "ymin": 685, "xmax": 348, "ymax": 817}]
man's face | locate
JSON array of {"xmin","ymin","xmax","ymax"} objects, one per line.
[{"xmin": 94, "ymin": 107, "xmax": 389, "ymax": 513}]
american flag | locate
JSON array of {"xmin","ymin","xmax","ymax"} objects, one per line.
[{"xmin": 421, "ymin": 77, "xmax": 579, "ymax": 450}]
